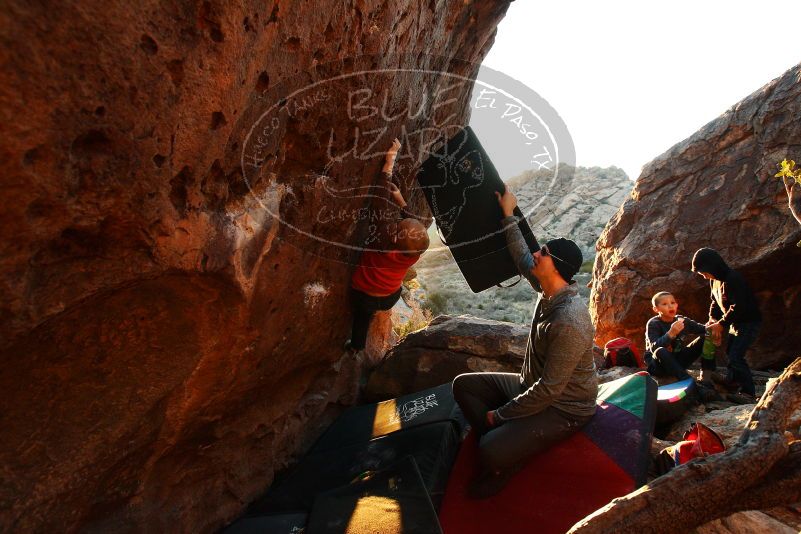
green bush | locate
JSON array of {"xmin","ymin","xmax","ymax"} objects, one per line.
[{"xmin": 423, "ymin": 291, "xmax": 449, "ymax": 316}]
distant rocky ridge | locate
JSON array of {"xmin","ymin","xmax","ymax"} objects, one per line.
[
  {"xmin": 507, "ymin": 164, "xmax": 633, "ymax": 259},
  {"xmin": 414, "ymin": 165, "xmax": 633, "ymax": 323}
]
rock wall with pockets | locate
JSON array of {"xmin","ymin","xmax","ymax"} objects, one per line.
[{"xmin": 0, "ymin": 0, "xmax": 512, "ymax": 530}]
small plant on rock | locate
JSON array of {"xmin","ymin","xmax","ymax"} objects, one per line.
[
  {"xmin": 774, "ymin": 158, "xmax": 801, "ymax": 184},
  {"xmin": 422, "ymin": 291, "xmax": 449, "ymax": 316},
  {"xmin": 392, "ymin": 297, "xmax": 432, "ymax": 339}
]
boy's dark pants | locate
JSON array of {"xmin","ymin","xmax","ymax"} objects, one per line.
[
  {"xmin": 725, "ymin": 322, "xmax": 759, "ymax": 396},
  {"xmin": 647, "ymin": 338, "xmax": 714, "ymax": 380},
  {"xmin": 452, "ymin": 372, "xmax": 592, "ymax": 475},
  {"xmin": 349, "ymin": 288, "xmax": 402, "ymax": 350}
]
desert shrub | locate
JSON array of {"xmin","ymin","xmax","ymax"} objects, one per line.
[
  {"xmin": 422, "ymin": 291, "xmax": 449, "ymax": 316},
  {"xmin": 392, "ymin": 298, "xmax": 433, "ymax": 339},
  {"xmin": 403, "ymin": 277, "xmax": 421, "ymax": 291}
]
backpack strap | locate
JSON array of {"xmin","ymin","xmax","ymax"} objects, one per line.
[{"xmin": 496, "ymin": 275, "xmax": 522, "ymax": 288}]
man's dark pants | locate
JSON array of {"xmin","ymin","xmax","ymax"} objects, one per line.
[{"xmin": 452, "ymin": 372, "xmax": 593, "ymax": 474}]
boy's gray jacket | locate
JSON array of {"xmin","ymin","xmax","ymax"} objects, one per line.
[{"xmin": 496, "ymin": 216, "xmax": 598, "ymax": 420}]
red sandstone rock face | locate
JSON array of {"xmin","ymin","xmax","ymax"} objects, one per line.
[
  {"xmin": 591, "ymin": 64, "xmax": 801, "ymax": 370},
  {"xmin": 0, "ymin": 1, "xmax": 511, "ymax": 531}
]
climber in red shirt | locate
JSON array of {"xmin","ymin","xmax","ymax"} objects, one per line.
[{"xmin": 345, "ymin": 139, "xmax": 430, "ymax": 353}]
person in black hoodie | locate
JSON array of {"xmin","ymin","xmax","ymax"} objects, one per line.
[{"xmin": 691, "ymin": 248, "xmax": 761, "ymax": 398}]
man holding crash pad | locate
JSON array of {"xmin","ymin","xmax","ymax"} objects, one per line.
[{"xmin": 452, "ymin": 187, "xmax": 598, "ymax": 498}]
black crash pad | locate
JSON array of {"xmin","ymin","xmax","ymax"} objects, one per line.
[
  {"xmin": 222, "ymin": 512, "xmax": 307, "ymax": 533},
  {"xmin": 655, "ymin": 377, "xmax": 698, "ymax": 426},
  {"xmin": 417, "ymin": 126, "xmax": 539, "ymax": 292},
  {"xmin": 255, "ymin": 421, "xmax": 460, "ymax": 513},
  {"xmin": 306, "ymin": 456, "xmax": 443, "ymax": 534},
  {"xmin": 310, "ymin": 383, "xmax": 465, "ymax": 455}
]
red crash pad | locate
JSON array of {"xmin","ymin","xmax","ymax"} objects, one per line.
[{"xmin": 439, "ymin": 372, "xmax": 656, "ymax": 534}]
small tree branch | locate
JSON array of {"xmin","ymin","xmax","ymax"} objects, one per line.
[
  {"xmin": 725, "ymin": 441, "xmax": 801, "ymax": 513},
  {"xmin": 741, "ymin": 359, "xmax": 801, "ymax": 443}
]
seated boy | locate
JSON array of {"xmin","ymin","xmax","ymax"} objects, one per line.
[
  {"xmin": 645, "ymin": 291, "xmax": 715, "ymax": 383},
  {"xmin": 345, "ymin": 139, "xmax": 430, "ymax": 353}
]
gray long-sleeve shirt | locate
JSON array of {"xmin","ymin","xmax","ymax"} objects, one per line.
[{"xmin": 495, "ymin": 216, "xmax": 598, "ymax": 420}]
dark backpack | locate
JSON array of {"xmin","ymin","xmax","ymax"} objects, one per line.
[{"xmin": 603, "ymin": 337, "xmax": 644, "ymax": 369}]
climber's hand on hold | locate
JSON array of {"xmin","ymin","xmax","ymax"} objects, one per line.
[
  {"xmin": 388, "ymin": 182, "xmax": 406, "ymax": 208},
  {"xmin": 387, "ymin": 138, "xmax": 401, "ymax": 156},
  {"xmin": 383, "ymin": 138, "xmax": 401, "ymax": 174}
]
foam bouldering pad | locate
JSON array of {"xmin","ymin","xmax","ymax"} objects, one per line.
[
  {"xmin": 310, "ymin": 383, "xmax": 465, "ymax": 454},
  {"xmin": 655, "ymin": 376, "xmax": 698, "ymax": 426},
  {"xmin": 255, "ymin": 421, "xmax": 460, "ymax": 513},
  {"xmin": 306, "ymin": 456, "xmax": 443, "ymax": 534},
  {"xmin": 222, "ymin": 512, "xmax": 307, "ymax": 533},
  {"xmin": 438, "ymin": 372, "xmax": 657, "ymax": 534},
  {"xmin": 417, "ymin": 126, "xmax": 539, "ymax": 293}
]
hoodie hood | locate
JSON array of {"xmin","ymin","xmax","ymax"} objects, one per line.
[{"xmin": 692, "ymin": 248, "xmax": 730, "ymax": 280}]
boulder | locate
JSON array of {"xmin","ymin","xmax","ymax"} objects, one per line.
[
  {"xmin": 507, "ymin": 164, "xmax": 634, "ymax": 259},
  {"xmin": 762, "ymin": 506, "xmax": 801, "ymax": 532},
  {"xmin": 390, "ymin": 314, "xmax": 529, "ymax": 359},
  {"xmin": 591, "ymin": 63, "xmax": 801, "ymax": 370},
  {"xmin": 364, "ymin": 314, "xmax": 527, "ymax": 401},
  {"xmin": 0, "ymin": 1, "xmax": 513, "ymax": 531},
  {"xmin": 695, "ymin": 511, "xmax": 797, "ymax": 534},
  {"xmin": 766, "ymin": 374, "xmax": 801, "ymax": 439}
]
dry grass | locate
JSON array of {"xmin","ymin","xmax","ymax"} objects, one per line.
[{"xmin": 392, "ymin": 284, "xmax": 433, "ymax": 339}]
